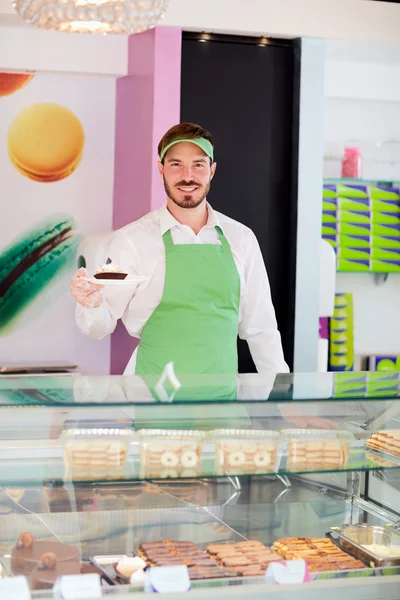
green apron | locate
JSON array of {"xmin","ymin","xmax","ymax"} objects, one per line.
[{"xmin": 135, "ymin": 226, "xmax": 250, "ymax": 429}]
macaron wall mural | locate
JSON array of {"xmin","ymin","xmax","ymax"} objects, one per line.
[
  {"xmin": 0, "ymin": 214, "xmax": 81, "ymax": 334},
  {"xmin": 7, "ymin": 102, "xmax": 85, "ymax": 182},
  {"xmin": 0, "ymin": 70, "xmax": 115, "ymax": 372},
  {"xmin": 0, "ymin": 73, "xmax": 34, "ymax": 97}
]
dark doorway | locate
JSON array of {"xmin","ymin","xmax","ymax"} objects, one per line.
[{"xmin": 180, "ymin": 33, "xmax": 299, "ymax": 372}]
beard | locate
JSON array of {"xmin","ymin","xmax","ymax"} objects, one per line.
[{"xmin": 163, "ymin": 177, "xmax": 211, "ymax": 209}]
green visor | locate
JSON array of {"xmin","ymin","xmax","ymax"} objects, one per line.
[{"xmin": 160, "ymin": 137, "xmax": 214, "ymax": 162}]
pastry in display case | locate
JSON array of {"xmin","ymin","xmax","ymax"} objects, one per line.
[
  {"xmin": 138, "ymin": 540, "xmax": 234, "ymax": 580},
  {"xmin": 366, "ymin": 430, "xmax": 400, "ymax": 458},
  {"xmin": 63, "ymin": 428, "xmax": 134, "ymax": 481},
  {"xmin": 30, "ymin": 553, "xmax": 103, "ymax": 591},
  {"xmin": 206, "ymin": 541, "xmax": 281, "ymax": 576},
  {"xmin": 284, "ymin": 430, "xmax": 353, "ymax": 471},
  {"xmin": 138, "ymin": 429, "xmax": 207, "ymax": 479},
  {"xmin": 213, "ymin": 429, "xmax": 279, "ymax": 475},
  {"xmin": 272, "ymin": 537, "xmax": 365, "ymax": 571},
  {"xmin": 11, "ymin": 532, "xmax": 79, "ymax": 576}
]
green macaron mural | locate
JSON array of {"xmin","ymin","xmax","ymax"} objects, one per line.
[{"xmin": 0, "ymin": 213, "xmax": 82, "ymax": 335}]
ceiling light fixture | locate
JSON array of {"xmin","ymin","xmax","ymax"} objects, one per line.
[
  {"xmin": 12, "ymin": 0, "xmax": 170, "ymax": 34},
  {"xmin": 258, "ymin": 36, "xmax": 270, "ymax": 47},
  {"xmin": 199, "ymin": 32, "xmax": 211, "ymax": 43}
]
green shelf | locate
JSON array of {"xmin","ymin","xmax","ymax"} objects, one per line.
[
  {"xmin": 336, "ymin": 271, "xmax": 396, "ymax": 274},
  {"xmin": 324, "ymin": 178, "xmax": 400, "ymax": 186}
]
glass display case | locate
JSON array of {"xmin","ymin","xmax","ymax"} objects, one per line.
[{"xmin": 0, "ymin": 371, "xmax": 400, "ymax": 599}]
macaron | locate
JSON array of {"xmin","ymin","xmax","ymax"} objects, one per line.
[
  {"xmin": 0, "ymin": 214, "xmax": 82, "ymax": 334},
  {"xmin": 7, "ymin": 103, "xmax": 85, "ymax": 182},
  {"xmin": 0, "ymin": 72, "xmax": 34, "ymax": 97}
]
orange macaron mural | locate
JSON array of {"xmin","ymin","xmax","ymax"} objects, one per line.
[{"xmin": 0, "ymin": 72, "xmax": 34, "ymax": 97}]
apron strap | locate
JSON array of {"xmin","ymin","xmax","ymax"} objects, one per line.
[
  {"xmin": 216, "ymin": 226, "xmax": 230, "ymax": 250},
  {"xmin": 163, "ymin": 229, "xmax": 174, "ymax": 247}
]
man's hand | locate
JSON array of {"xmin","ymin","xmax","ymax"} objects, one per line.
[{"xmin": 69, "ymin": 267, "xmax": 104, "ymax": 308}]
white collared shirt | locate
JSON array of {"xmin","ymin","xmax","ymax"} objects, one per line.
[{"xmin": 75, "ymin": 203, "xmax": 289, "ymax": 374}]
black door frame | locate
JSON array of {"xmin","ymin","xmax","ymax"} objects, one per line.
[{"xmin": 181, "ymin": 32, "xmax": 301, "ymax": 371}]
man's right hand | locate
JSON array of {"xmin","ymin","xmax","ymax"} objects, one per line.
[{"xmin": 69, "ymin": 267, "xmax": 104, "ymax": 308}]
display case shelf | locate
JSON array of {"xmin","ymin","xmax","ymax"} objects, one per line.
[
  {"xmin": 324, "ymin": 178, "xmax": 400, "ymax": 186},
  {"xmin": 0, "ymin": 371, "xmax": 400, "ymax": 406},
  {"xmin": 0, "ymin": 448, "xmax": 400, "ymax": 487}
]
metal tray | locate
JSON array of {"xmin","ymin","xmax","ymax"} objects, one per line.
[
  {"xmin": 91, "ymin": 554, "xmax": 140, "ymax": 586},
  {"xmin": 329, "ymin": 524, "xmax": 400, "ymax": 568}
]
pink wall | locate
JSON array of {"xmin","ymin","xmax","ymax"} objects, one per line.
[{"xmin": 110, "ymin": 26, "xmax": 182, "ymax": 375}]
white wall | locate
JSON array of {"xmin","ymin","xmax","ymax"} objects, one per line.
[
  {"xmin": 1, "ymin": 0, "xmax": 400, "ymax": 46},
  {"xmin": 0, "ymin": 26, "xmax": 128, "ymax": 75},
  {"xmin": 324, "ymin": 40, "xmax": 400, "ymax": 363},
  {"xmin": 161, "ymin": 0, "xmax": 400, "ymax": 43},
  {"xmin": 335, "ymin": 274, "xmax": 400, "ymax": 359}
]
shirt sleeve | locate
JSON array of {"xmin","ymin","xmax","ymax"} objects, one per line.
[
  {"xmin": 74, "ymin": 229, "xmax": 140, "ymax": 340},
  {"xmin": 238, "ymin": 229, "xmax": 290, "ymax": 374}
]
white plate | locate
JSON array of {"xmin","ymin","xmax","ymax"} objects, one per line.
[{"xmin": 87, "ymin": 275, "xmax": 149, "ymax": 286}]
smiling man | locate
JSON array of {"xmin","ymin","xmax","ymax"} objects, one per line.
[{"xmin": 70, "ymin": 123, "xmax": 288, "ymax": 390}]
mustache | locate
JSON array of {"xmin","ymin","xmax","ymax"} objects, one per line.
[{"xmin": 175, "ymin": 181, "xmax": 201, "ymax": 187}]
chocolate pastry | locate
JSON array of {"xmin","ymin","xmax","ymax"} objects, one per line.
[
  {"xmin": 40, "ymin": 552, "xmax": 57, "ymax": 570},
  {"xmin": 17, "ymin": 532, "xmax": 34, "ymax": 549},
  {"xmin": 93, "ymin": 272, "xmax": 127, "ymax": 280},
  {"xmin": 221, "ymin": 556, "xmax": 252, "ymax": 567},
  {"xmin": 11, "ymin": 532, "xmax": 79, "ymax": 576},
  {"xmin": 206, "ymin": 540, "xmax": 281, "ymax": 575},
  {"xmin": 139, "ymin": 540, "xmax": 221, "ymax": 573},
  {"xmin": 30, "ymin": 553, "xmax": 101, "ymax": 591},
  {"xmin": 31, "ymin": 562, "xmax": 101, "ymax": 590},
  {"xmin": 188, "ymin": 566, "xmax": 235, "ymax": 580}
]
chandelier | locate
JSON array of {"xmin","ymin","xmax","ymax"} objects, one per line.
[{"xmin": 12, "ymin": 0, "xmax": 169, "ymax": 34}]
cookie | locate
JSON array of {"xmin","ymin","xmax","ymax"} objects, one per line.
[
  {"xmin": 367, "ymin": 430, "xmax": 400, "ymax": 458},
  {"xmin": 206, "ymin": 544, "xmax": 232, "ymax": 554},
  {"xmin": 215, "ymin": 434, "xmax": 278, "ymax": 475},
  {"xmin": 138, "ymin": 431, "xmax": 205, "ymax": 478},
  {"xmin": 234, "ymin": 541, "xmax": 265, "ymax": 550},
  {"xmin": 206, "ymin": 540, "xmax": 277, "ymax": 576},
  {"xmin": 139, "ymin": 540, "xmax": 219, "ymax": 573},
  {"xmin": 288, "ymin": 438, "xmax": 349, "ymax": 469}
]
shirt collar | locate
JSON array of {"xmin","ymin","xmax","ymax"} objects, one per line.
[{"xmin": 158, "ymin": 202, "xmax": 224, "ymax": 235}]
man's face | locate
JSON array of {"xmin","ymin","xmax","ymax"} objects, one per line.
[{"xmin": 158, "ymin": 142, "xmax": 216, "ymax": 209}]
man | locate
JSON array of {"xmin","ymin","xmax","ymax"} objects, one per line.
[{"xmin": 70, "ymin": 123, "xmax": 289, "ymax": 391}]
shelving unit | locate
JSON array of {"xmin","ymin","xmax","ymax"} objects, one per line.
[{"xmin": 322, "ymin": 178, "xmax": 400, "ymax": 281}]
